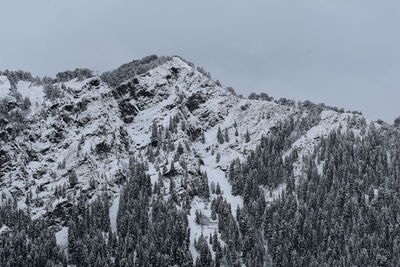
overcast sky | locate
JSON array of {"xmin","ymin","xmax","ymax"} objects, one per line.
[{"xmin": 1, "ymin": 0, "xmax": 399, "ymax": 122}]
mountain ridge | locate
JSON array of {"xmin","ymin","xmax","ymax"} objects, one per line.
[
  {"xmin": 0, "ymin": 54, "xmax": 375, "ymax": 225},
  {"xmin": 1, "ymin": 55, "xmax": 398, "ymax": 266}
]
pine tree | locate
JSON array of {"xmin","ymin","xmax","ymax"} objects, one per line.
[
  {"xmin": 224, "ymin": 128, "xmax": 229, "ymax": 142},
  {"xmin": 212, "ymin": 230, "xmax": 220, "ymax": 252},
  {"xmin": 211, "ymin": 208, "xmax": 217, "ymax": 220},
  {"xmin": 195, "ymin": 234, "xmax": 212, "ymax": 267},
  {"xmin": 195, "ymin": 210, "xmax": 203, "ymax": 225},
  {"xmin": 22, "ymin": 96, "xmax": 31, "ymax": 110},
  {"xmin": 177, "ymin": 142, "xmax": 184, "ymax": 155},
  {"xmin": 210, "ymin": 181, "xmax": 216, "ymax": 194},
  {"xmin": 217, "ymin": 127, "xmax": 224, "ymax": 144},
  {"xmin": 216, "ymin": 183, "xmax": 221, "ymax": 195},
  {"xmin": 69, "ymin": 171, "xmax": 78, "ymax": 187},
  {"xmin": 245, "ymin": 129, "xmax": 250, "ymax": 143},
  {"xmin": 286, "ymin": 173, "xmax": 295, "ymax": 194},
  {"xmin": 216, "ymin": 152, "xmax": 221, "ymax": 163}
]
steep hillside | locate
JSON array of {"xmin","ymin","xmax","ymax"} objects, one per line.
[{"xmin": 1, "ymin": 57, "xmax": 358, "ymax": 218}]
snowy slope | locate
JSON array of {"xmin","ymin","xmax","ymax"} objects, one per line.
[
  {"xmin": 0, "ymin": 75, "xmax": 11, "ymax": 98},
  {"xmin": 1, "ymin": 77, "xmax": 130, "ymax": 219},
  {"xmin": 286, "ymin": 110, "xmax": 366, "ymax": 178},
  {"xmin": 17, "ymin": 80, "xmax": 45, "ymax": 111}
]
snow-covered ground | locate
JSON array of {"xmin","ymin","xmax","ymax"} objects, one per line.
[
  {"xmin": 55, "ymin": 226, "xmax": 69, "ymax": 253},
  {"xmin": 288, "ymin": 110, "xmax": 364, "ymax": 178},
  {"xmin": 17, "ymin": 80, "xmax": 45, "ymax": 107},
  {"xmin": 0, "ymin": 75, "xmax": 11, "ymax": 98},
  {"xmin": 188, "ymin": 197, "xmax": 218, "ymax": 260},
  {"xmin": 109, "ymin": 193, "xmax": 120, "ymax": 233}
]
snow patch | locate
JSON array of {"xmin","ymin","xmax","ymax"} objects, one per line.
[
  {"xmin": 55, "ymin": 227, "xmax": 68, "ymax": 248},
  {"xmin": 17, "ymin": 80, "xmax": 44, "ymax": 109},
  {"xmin": 0, "ymin": 75, "xmax": 11, "ymax": 98},
  {"xmin": 109, "ymin": 193, "xmax": 120, "ymax": 233}
]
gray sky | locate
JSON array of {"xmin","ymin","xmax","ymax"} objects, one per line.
[{"xmin": 1, "ymin": 0, "xmax": 399, "ymax": 122}]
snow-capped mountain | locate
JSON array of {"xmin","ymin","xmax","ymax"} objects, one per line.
[
  {"xmin": 0, "ymin": 56, "xmax": 359, "ymax": 217},
  {"xmin": 1, "ymin": 55, "xmax": 388, "ymax": 266}
]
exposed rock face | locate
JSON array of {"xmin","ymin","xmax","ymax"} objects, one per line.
[{"xmin": 186, "ymin": 92, "xmax": 207, "ymax": 112}]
